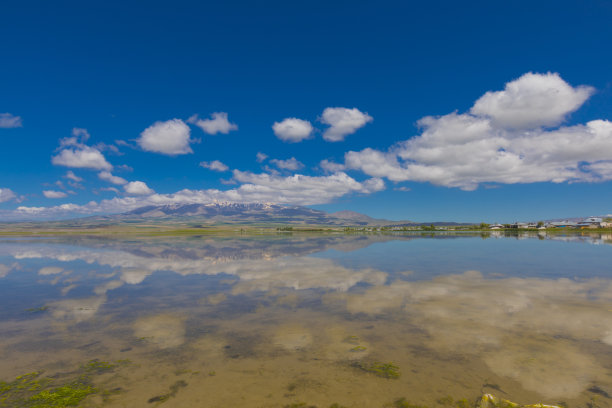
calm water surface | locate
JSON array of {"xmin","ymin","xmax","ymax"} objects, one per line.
[{"xmin": 1, "ymin": 232, "xmax": 612, "ymax": 407}]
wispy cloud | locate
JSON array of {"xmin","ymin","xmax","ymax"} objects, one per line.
[
  {"xmin": 320, "ymin": 159, "xmax": 345, "ymax": 173},
  {"xmin": 98, "ymin": 171, "xmax": 128, "ymax": 185},
  {"xmin": 0, "ymin": 188, "xmax": 17, "ymax": 203},
  {"xmin": 269, "ymin": 157, "xmax": 304, "ymax": 171},
  {"xmin": 200, "ymin": 160, "xmax": 229, "ymax": 172},
  {"xmin": 0, "ymin": 113, "xmax": 23, "ymax": 128},
  {"xmin": 188, "ymin": 112, "xmax": 238, "ymax": 135},
  {"xmin": 64, "ymin": 171, "xmax": 83, "ymax": 182},
  {"xmin": 43, "ymin": 190, "xmax": 68, "ymax": 199}
]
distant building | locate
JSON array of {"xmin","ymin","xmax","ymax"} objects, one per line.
[
  {"xmin": 549, "ymin": 220, "xmax": 578, "ymax": 228},
  {"xmin": 510, "ymin": 222, "xmax": 530, "ymax": 229},
  {"xmin": 576, "ymin": 217, "xmax": 604, "ymax": 229}
]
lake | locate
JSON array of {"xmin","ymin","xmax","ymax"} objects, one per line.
[{"xmin": 1, "ymin": 232, "xmax": 612, "ymax": 407}]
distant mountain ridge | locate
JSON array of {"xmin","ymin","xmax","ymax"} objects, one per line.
[{"xmin": 104, "ymin": 202, "xmax": 409, "ymax": 226}]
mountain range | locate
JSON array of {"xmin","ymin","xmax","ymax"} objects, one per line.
[{"xmin": 105, "ymin": 202, "xmax": 400, "ymax": 226}]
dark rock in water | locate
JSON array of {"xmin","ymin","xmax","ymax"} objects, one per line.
[{"xmin": 588, "ymin": 385, "xmax": 611, "ymax": 398}]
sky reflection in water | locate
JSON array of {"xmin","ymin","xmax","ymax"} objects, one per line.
[{"xmin": 1, "ymin": 232, "xmax": 612, "ymax": 407}]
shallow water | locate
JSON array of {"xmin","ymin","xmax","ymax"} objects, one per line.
[{"xmin": 1, "ymin": 232, "xmax": 612, "ymax": 407}]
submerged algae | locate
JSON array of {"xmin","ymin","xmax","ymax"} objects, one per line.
[
  {"xmin": 477, "ymin": 394, "xmax": 563, "ymax": 408},
  {"xmin": 0, "ymin": 359, "xmax": 126, "ymax": 407},
  {"xmin": 353, "ymin": 361, "xmax": 401, "ymax": 379}
]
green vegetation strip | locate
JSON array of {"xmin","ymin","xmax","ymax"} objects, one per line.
[
  {"xmin": 353, "ymin": 361, "xmax": 401, "ymax": 379},
  {"xmin": 0, "ymin": 359, "xmax": 128, "ymax": 408}
]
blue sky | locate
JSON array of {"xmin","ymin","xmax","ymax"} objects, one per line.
[{"xmin": 2, "ymin": 0, "xmax": 612, "ymax": 222}]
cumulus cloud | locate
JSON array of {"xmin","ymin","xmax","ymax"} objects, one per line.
[
  {"xmin": 320, "ymin": 107, "xmax": 373, "ymax": 142},
  {"xmin": 64, "ymin": 171, "xmax": 83, "ymax": 182},
  {"xmin": 52, "ymin": 129, "xmax": 113, "ymax": 171},
  {"xmin": 43, "ymin": 190, "xmax": 68, "ymax": 199},
  {"xmin": 200, "ymin": 160, "xmax": 229, "ymax": 172},
  {"xmin": 98, "ymin": 171, "xmax": 127, "ymax": 185},
  {"xmin": 0, "ymin": 113, "xmax": 22, "ymax": 128},
  {"xmin": 0, "ymin": 188, "xmax": 17, "ymax": 203},
  {"xmin": 345, "ymin": 72, "xmax": 612, "ymax": 190},
  {"xmin": 138, "ymin": 119, "xmax": 193, "ymax": 155},
  {"xmin": 229, "ymin": 170, "xmax": 384, "ymax": 204},
  {"xmin": 188, "ymin": 112, "xmax": 238, "ymax": 134},
  {"xmin": 256, "ymin": 152, "xmax": 268, "ymax": 162},
  {"xmin": 52, "ymin": 146, "xmax": 112, "ymax": 171},
  {"xmin": 124, "ymin": 181, "xmax": 154, "ymax": 195},
  {"xmin": 270, "ymin": 157, "xmax": 304, "ymax": 171},
  {"xmin": 320, "ymin": 159, "xmax": 346, "ymax": 173},
  {"xmin": 272, "ymin": 118, "xmax": 313, "ymax": 142},
  {"xmin": 471, "ymin": 72, "xmax": 594, "ymax": 129},
  {"xmin": 6, "ymin": 171, "xmax": 384, "ymax": 219}
]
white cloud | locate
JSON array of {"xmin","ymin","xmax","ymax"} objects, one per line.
[
  {"xmin": 272, "ymin": 118, "xmax": 313, "ymax": 142},
  {"xmin": 100, "ymin": 187, "xmax": 120, "ymax": 194},
  {"xmin": 98, "ymin": 171, "xmax": 127, "ymax": 185},
  {"xmin": 320, "ymin": 107, "xmax": 373, "ymax": 142},
  {"xmin": 43, "ymin": 190, "xmax": 68, "ymax": 199},
  {"xmin": 124, "ymin": 181, "xmax": 154, "ymax": 195},
  {"xmin": 0, "ymin": 188, "xmax": 17, "ymax": 203},
  {"xmin": 138, "ymin": 119, "xmax": 193, "ymax": 155},
  {"xmin": 5, "ymin": 171, "xmax": 384, "ymax": 219},
  {"xmin": 188, "ymin": 112, "xmax": 238, "ymax": 134},
  {"xmin": 320, "ymin": 159, "xmax": 346, "ymax": 173},
  {"xmin": 256, "ymin": 152, "xmax": 268, "ymax": 162},
  {"xmin": 64, "ymin": 171, "xmax": 83, "ymax": 182},
  {"xmin": 71, "ymin": 127, "xmax": 90, "ymax": 141},
  {"xmin": 230, "ymin": 170, "xmax": 384, "ymax": 204},
  {"xmin": 0, "ymin": 113, "xmax": 22, "ymax": 128},
  {"xmin": 52, "ymin": 130, "xmax": 112, "ymax": 171},
  {"xmin": 270, "ymin": 157, "xmax": 304, "ymax": 171},
  {"xmin": 200, "ymin": 160, "xmax": 229, "ymax": 172},
  {"xmin": 345, "ymin": 73, "xmax": 612, "ymax": 190},
  {"xmin": 471, "ymin": 72, "xmax": 594, "ymax": 129},
  {"xmin": 52, "ymin": 146, "xmax": 112, "ymax": 171}
]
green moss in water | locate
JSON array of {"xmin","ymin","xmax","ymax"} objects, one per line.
[
  {"xmin": 354, "ymin": 361, "xmax": 400, "ymax": 379},
  {"xmin": 284, "ymin": 403, "xmax": 316, "ymax": 408},
  {"xmin": 350, "ymin": 346, "xmax": 367, "ymax": 352},
  {"xmin": 0, "ymin": 359, "xmax": 128, "ymax": 407},
  {"xmin": 28, "ymin": 383, "xmax": 97, "ymax": 407},
  {"xmin": 391, "ymin": 398, "xmax": 430, "ymax": 408},
  {"xmin": 1, "ymin": 372, "xmax": 47, "ymax": 406},
  {"xmin": 455, "ymin": 399, "xmax": 471, "ymax": 408},
  {"xmin": 82, "ymin": 359, "xmax": 118, "ymax": 374},
  {"xmin": 344, "ymin": 335, "xmax": 360, "ymax": 345},
  {"xmin": 438, "ymin": 396, "xmax": 455, "ymax": 406}
]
